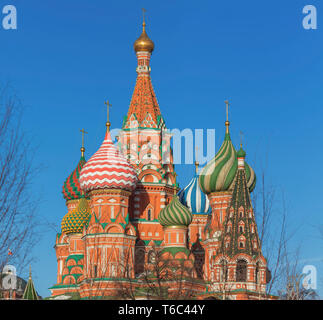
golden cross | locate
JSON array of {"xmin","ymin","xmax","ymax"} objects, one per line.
[
  {"xmin": 104, "ymin": 100, "xmax": 112, "ymax": 131},
  {"xmin": 224, "ymin": 100, "xmax": 230, "ymax": 122},
  {"xmin": 195, "ymin": 146, "xmax": 199, "ymax": 174},
  {"xmin": 142, "ymin": 8, "xmax": 146, "ymax": 23},
  {"xmin": 80, "ymin": 128, "xmax": 88, "ymax": 157},
  {"xmin": 239, "ymin": 131, "xmax": 244, "ymax": 148}
]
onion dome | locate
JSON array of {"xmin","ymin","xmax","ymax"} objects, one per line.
[
  {"xmin": 62, "ymin": 156, "xmax": 87, "ymax": 201},
  {"xmin": 79, "ymin": 130, "xmax": 138, "ymax": 192},
  {"xmin": 237, "ymin": 146, "xmax": 246, "ymax": 158},
  {"xmin": 134, "ymin": 20, "xmax": 154, "ymax": 53},
  {"xmin": 199, "ymin": 122, "xmax": 256, "ymax": 194},
  {"xmin": 178, "ymin": 165, "xmax": 211, "ymax": 215},
  {"xmin": 158, "ymin": 195, "xmax": 193, "ymax": 227},
  {"xmin": 61, "ymin": 197, "xmax": 91, "ymax": 234}
]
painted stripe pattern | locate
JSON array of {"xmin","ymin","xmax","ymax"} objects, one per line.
[
  {"xmin": 178, "ymin": 173, "xmax": 210, "ymax": 214},
  {"xmin": 79, "ymin": 131, "xmax": 138, "ymax": 192},
  {"xmin": 199, "ymin": 132, "xmax": 256, "ymax": 194},
  {"xmin": 62, "ymin": 156, "xmax": 87, "ymax": 201},
  {"xmin": 158, "ymin": 196, "xmax": 193, "ymax": 227}
]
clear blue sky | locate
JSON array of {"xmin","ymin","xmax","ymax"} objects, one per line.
[{"xmin": 1, "ymin": 0, "xmax": 323, "ymax": 298}]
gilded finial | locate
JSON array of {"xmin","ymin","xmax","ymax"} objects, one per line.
[
  {"xmin": 224, "ymin": 100, "xmax": 230, "ymax": 134},
  {"xmin": 104, "ymin": 100, "xmax": 112, "ymax": 132},
  {"xmin": 195, "ymin": 146, "xmax": 199, "ymax": 174},
  {"xmin": 80, "ymin": 128, "xmax": 87, "ymax": 157},
  {"xmin": 142, "ymin": 8, "xmax": 146, "ymax": 31},
  {"xmin": 29, "ymin": 265, "xmax": 32, "ymax": 280},
  {"xmin": 239, "ymin": 131, "xmax": 244, "ymax": 148},
  {"xmin": 134, "ymin": 9, "xmax": 155, "ymax": 53}
]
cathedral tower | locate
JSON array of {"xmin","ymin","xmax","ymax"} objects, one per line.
[{"xmin": 118, "ymin": 15, "xmax": 177, "ymax": 261}]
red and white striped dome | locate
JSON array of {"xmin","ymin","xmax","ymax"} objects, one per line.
[{"xmin": 79, "ymin": 131, "xmax": 138, "ymax": 192}]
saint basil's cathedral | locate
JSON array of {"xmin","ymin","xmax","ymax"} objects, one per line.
[{"xmin": 50, "ymin": 16, "xmax": 273, "ymax": 300}]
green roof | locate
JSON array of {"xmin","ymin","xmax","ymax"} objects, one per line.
[
  {"xmin": 161, "ymin": 247, "xmax": 191, "ymax": 257},
  {"xmin": 23, "ymin": 274, "xmax": 38, "ymax": 300}
]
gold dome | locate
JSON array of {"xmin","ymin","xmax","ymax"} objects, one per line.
[{"xmin": 134, "ymin": 22, "xmax": 154, "ymax": 53}]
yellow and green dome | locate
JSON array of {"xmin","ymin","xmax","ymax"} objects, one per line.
[
  {"xmin": 199, "ymin": 125, "xmax": 256, "ymax": 194},
  {"xmin": 158, "ymin": 195, "xmax": 193, "ymax": 227},
  {"xmin": 61, "ymin": 197, "xmax": 91, "ymax": 234}
]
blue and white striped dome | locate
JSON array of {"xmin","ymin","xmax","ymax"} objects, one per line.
[{"xmin": 178, "ymin": 171, "xmax": 211, "ymax": 215}]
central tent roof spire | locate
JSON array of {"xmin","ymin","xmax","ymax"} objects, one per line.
[{"xmin": 123, "ymin": 12, "xmax": 164, "ymax": 129}]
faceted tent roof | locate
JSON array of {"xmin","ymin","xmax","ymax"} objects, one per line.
[
  {"xmin": 123, "ymin": 75, "xmax": 164, "ymax": 129},
  {"xmin": 23, "ymin": 270, "xmax": 38, "ymax": 300},
  {"xmin": 220, "ymin": 156, "xmax": 261, "ymax": 258}
]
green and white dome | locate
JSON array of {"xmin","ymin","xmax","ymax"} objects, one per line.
[
  {"xmin": 158, "ymin": 195, "xmax": 193, "ymax": 227},
  {"xmin": 199, "ymin": 124, "xmax": 256, "ymax": 194}
]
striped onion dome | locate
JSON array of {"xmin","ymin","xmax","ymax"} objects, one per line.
[
  {"xmin": 62, "ymin": 156, "xmax": 87, "ymax": 201},
  {"xmin": 178, "ymin": 170, "xmax": 211, "ymax": 215},
  {"xmin": 79, "ymin": 130, "xmax": 138, "ymax": 192},
  {"xmin": 199, "ymin": 125, "xmax": 256, "ymax": 194},
  {"xmin": 61, "ymin": 197, "xmax": 91, "ymax": 234},
  {"xmin": 158, "ymin": 195, "xmax": 193, "ymax": 227}
]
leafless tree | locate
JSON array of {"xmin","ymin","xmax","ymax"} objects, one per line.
[
  {"xmin": 251, "ymin": 164, "xmax": 319, "ymax": 299},
  {"xmin": 0, "ymin": 84, "xmax": 39, "ymax": 278},
  {"xmin": 277, "ymin": 247, "xmax": 319, "ymax": 300},
  {"xmin": 114, "ymin": 245, "xmax": 197, "ymax": 300}
]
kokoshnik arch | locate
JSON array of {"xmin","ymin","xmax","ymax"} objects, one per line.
[{"xmin": 50, "ymin": 13, "xmax": 274, "ymax": 300}]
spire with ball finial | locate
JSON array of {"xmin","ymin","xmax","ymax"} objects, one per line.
[{"xmin": 134, "ymin": 8, "xmax": 155, "ymax": 53}]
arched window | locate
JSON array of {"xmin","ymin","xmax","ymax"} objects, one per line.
[
  {"xmin": 239, "ymin": 241, "xmax": 244, "ymax": 248},
  {"xmin": 239, "ymin": 226, "xmax": 244, "ymax": 233},
  {"xmin": 147, "ymin": 209, "xmax": 152, "ymax": 221},
  {"xmin": 236, "ymin": 259, "xmax": 247, "ymax": 282},
  {"xmin": 93, "ymin": 265, "xmax": 98, "ymax": 278}
]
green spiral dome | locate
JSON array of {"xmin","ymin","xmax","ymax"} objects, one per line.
[
  {"xmin": 199, "ymin": 128, "xmax": 256, "ymax": 194},
  {"xmin": 61, "ymin": 197, "xmax": 91, "ymax": 234},
  {"xmin": 158, "ymin": 195, "xmax": 193, "ymax": 227}
]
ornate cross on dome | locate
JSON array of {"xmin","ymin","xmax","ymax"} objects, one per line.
[
  {"xmin": 142, "ymin": 8, "xmax": 146, "ymax": 28},
  {"xmin": 80, "ymin": 128, "xmax": 88, "ymax": 157},
  {"xmin": 104, "ymin": 100, "xmax": 112, "ymax": 131},
  {"xmin": 195, "ymin": 146, "xmax": 199, "ymax": 174},
  {"xmin": 224, "ymin": 100, "xmax": 230, "ymax": 133},
  {"xmin": 224, "ymin": 100, "xmax": 230, "ymax": 122},
  {"xmin": 239, "ymin": 130, "xmax": 244, "ymax": 148}
]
